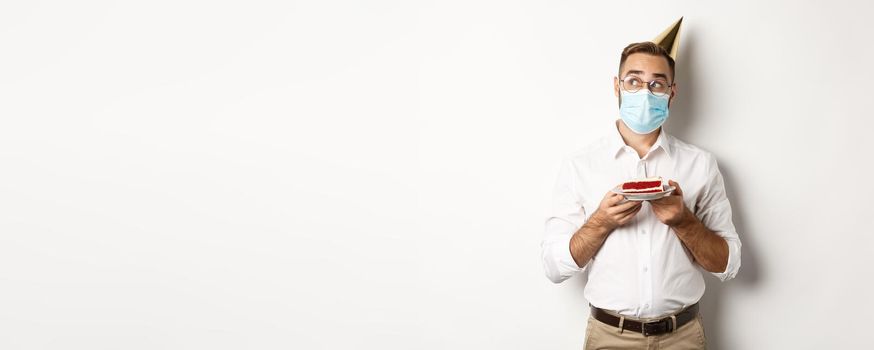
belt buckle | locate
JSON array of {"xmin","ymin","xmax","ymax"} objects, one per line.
[
  {"xmin": 640, "ymin": 322, "xmax": 652, "ymax": 337},
  {"xmin": 641, "ymin": 318, "xmax": 670, "ymax": 337},
  {"xmin": 642, "ymin": 321, "xmax": 654, "ymax": 337}
]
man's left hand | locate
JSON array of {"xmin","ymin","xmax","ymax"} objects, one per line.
[{"xmin": 650, "ymin": 179, "xmax": 692, "ymax": 227}]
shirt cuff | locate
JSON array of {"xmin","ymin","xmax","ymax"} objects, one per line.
[
  {"xmin": 709, "ymin": 236, "xmax": 741, "ymax": 282},
  {"xmin": 542, "ymin": 219, "xmax": 587, "ymax": 283},
  {"xmin": 547, "ymin": 229, "xmax": 586, "ymax": 283},
  {"xmin": 559, "ymin": 233, "xmax": 586, "ymax": 273}
]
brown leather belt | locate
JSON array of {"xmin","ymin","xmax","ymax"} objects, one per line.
[{"xmin": 590, "ymin": 303, "xmax": 699, "ymax": 337}]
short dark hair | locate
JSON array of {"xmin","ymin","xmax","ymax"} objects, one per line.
[{"xmin": 618, "ymin": 42, "xmax": 675, "ymax": 81}]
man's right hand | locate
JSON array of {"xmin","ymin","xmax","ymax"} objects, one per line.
[
  {"xmin": 588, "ymin": 189, "xmax": 643, "ymax": 235},
  {"xmin": 568, "ymin": 188, "xmax": 644, "ymax": 269}
]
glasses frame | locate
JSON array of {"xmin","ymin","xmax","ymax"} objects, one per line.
[{"xmin": 617, "ymin": 75, "xmax": 674, "ymax": 97}]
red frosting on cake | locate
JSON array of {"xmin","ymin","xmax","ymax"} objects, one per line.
[
  {"xmin": 620, "ymin": 177, "xmax": 663, "ymax": 193},
  {"xmin": 622, "ymin": 181, "xmax": 662, "ymax": 190}
]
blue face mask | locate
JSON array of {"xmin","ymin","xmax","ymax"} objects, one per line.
[{"xmin": 619, "ymin": 89, "xmax": 670, "ymax": 134}]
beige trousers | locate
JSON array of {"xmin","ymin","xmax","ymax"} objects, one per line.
[{"xmin": 584, "ymin": 313, "xmax": 707, "ymax": 350}]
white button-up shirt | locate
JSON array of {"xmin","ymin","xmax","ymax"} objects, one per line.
[{"xmin": 541, "ymin": 120, "xmax": 741, "ymax": 318}]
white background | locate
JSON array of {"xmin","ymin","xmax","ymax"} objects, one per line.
[{"xmin": 1, "ymin": 1, "xmax": 872, "ymax": 349}]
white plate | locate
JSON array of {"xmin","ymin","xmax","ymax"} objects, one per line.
[{"xmin": 611, "ymin": 184, "xmax": 676, "ymax": 201}]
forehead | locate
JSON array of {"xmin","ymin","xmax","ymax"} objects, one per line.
[{"xmin": 621, "ymin": 53, "xmax": 671, "ymax": 77}]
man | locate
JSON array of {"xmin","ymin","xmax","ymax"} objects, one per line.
[{"xmin": 541, "ymin": 18, "xmax": 741, "ymax": 350}]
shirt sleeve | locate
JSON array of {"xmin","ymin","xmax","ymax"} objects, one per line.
[
  {"xmin": 694, "ymin": 153, "xmax": 742, "ymax": 282},
  {"xmin": 541, "ymin": 156, "xmax": 588, "ymax": 284}
]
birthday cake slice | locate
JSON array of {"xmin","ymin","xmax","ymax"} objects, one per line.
[{"xmin": 620, "ymin": 176, "xmax": 664, "ymax": 193}]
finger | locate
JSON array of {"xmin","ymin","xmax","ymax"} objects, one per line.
[
  {"xmin": 613, "ymin": 200, "xmax": 641, "ymax": 213},
  {"xmin": 613, "ymin": 206, "xmax": 639, "ymax": 219},
  {"xmin": 650, "ymin": 196, "xmax": 677, "ymax": 206},
  {"xmin": 669, "ymin": 179, "xmax": 683, "ymax": 196},
  {"xmin": 607, "ymin": 197, "xmax": 626, "ymax": 208},
  {"xmin": 607, "ymin": 192, "xmax": 625, "ymax": 206},
  {"xmin": 613, "ymin": 197, "xmax": 640, "ymax": 209},
  {"xmin": 618, "ymin": 202, "xmax": 642, "ymax": 216},
  {"xmin": 649, "ymin": 196, "xmax": 667, "ymax": 205},
  {"xmin": 617, "ymin": 205, "xmax": 642, "ymax": 223}
]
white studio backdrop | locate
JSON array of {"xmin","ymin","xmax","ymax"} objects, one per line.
[{"xmin": 0, "ymin": 1, "xmax": 872, "ymax": 349}]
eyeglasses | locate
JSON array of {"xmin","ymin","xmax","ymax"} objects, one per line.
[{"xmin": 617, "ymin": 75, "xmax": 674, "ymax": 97}]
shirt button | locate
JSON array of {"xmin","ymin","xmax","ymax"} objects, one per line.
[
  {"xmin": 644, "ymin": 304, "xmax": 650, "ymax": 309},
  {"xmin": 643, "ymin": 266, "xmax": 648, "ymax": 272}
]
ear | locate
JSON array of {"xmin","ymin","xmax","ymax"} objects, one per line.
[
  {"xmin": 668, "ymin": 83, "xmax": 678, "ymax": 107},
  {"xmin": 614, "ymin": 76, "xmax": 620, "ymax": 98}
]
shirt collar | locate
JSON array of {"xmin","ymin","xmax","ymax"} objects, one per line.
[{"xmin": 610, "ymin": 120, "xmax": 673, "ymax": 160}]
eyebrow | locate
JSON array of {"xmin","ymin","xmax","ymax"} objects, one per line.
[{"xmin": 624, "ymin": 70, "xmax": 670, "ymax": 81}]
